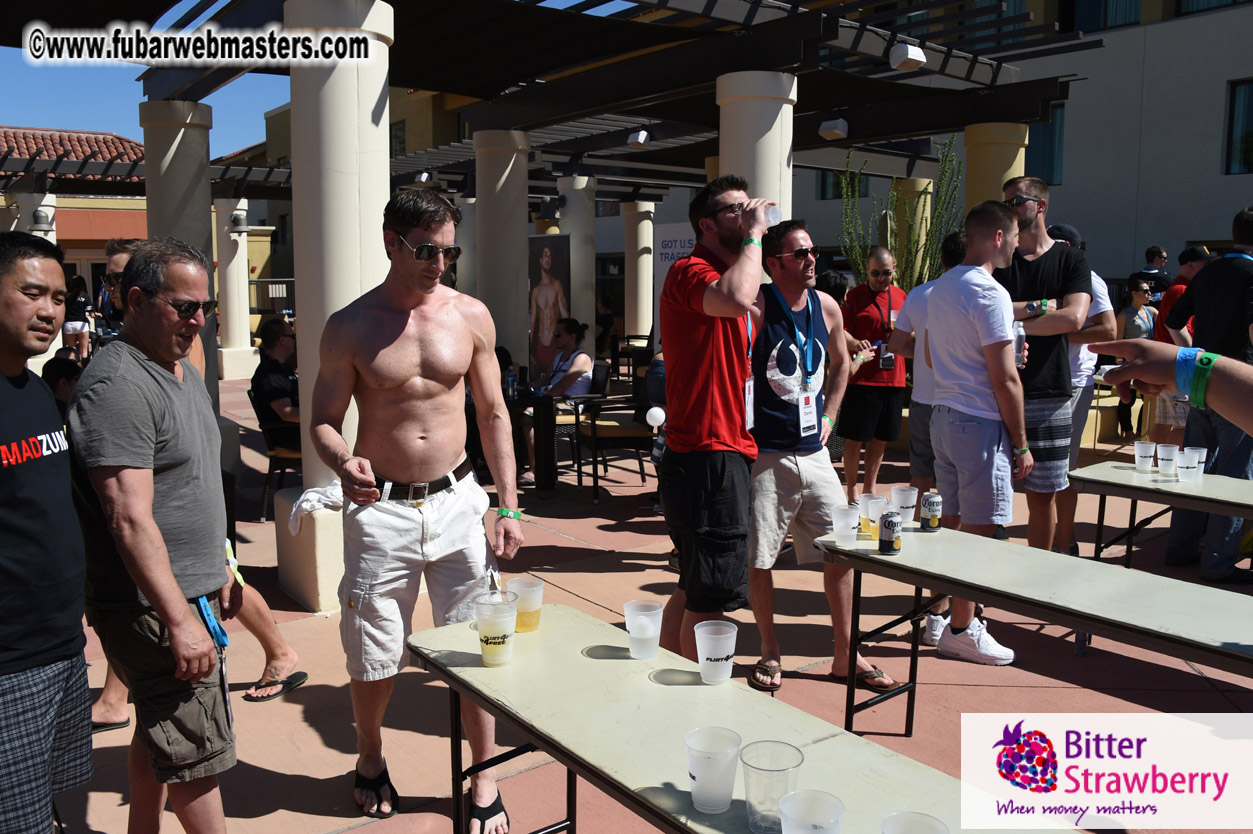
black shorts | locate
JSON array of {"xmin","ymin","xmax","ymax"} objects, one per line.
[
  {"xmin": 658, "ymin": 449, "xmax": 751, "ymax": 614},
  {"xmin": 836, "ymin": 384, "xmax": 905, "ymax": 443}
]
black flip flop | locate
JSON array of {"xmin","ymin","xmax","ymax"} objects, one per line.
[
  {"xmin": 91, "ymin": 718, "xmax": 131, "ymax": 734},
  {"xmin": 241, "ymin": 671, "xmax": 308, "ymax": 702},
  {"xmin": 470, "ymin": 791, "xmax": 510, "ymax": 833},
  {"xmin": 355, "ymin": 764, "xmax": 400, "ymax": 819}
]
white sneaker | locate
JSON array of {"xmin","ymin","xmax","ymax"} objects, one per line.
[
  {"xmin": 937, "ymin": 618, "xmax": 1015, "ymax": 665},
  {"xmin": 923, "ymin": 613, "xmax": 949, "ymax": 646}
]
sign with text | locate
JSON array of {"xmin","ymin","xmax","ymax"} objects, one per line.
[
  {"xmin": 652, "ymin": 222, "xmax": 695, "ymax": 350},
  {"xmin": 961, "ymin": 713, "xmax": 1253, "ymax": 829}
]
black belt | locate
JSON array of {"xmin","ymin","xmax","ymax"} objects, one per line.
[{"xmin": 376, "ymin": 458, "xmax": 473, "ymax": 502}]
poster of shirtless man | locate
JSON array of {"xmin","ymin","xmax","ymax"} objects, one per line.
[{"xmin": 528, "ymin": 235, "xmax": 571, "ymax": 377}]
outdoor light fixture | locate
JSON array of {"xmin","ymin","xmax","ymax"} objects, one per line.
[
  {"xmin": 889, "ymin": 42, "xmax": 926, "ymax": 71},
  {"xmin": 536, "ymin": 196, "xmax": 561, "ymax": 220},
  {"xmin": 229, "ymin": 212, "xmax": 248, "ymax": 234},
  {"xmin": 29, "ymin": 208, "xmax": 54, "ymax": 233},
  {"xmin": 819, "ymin": 119, "xmax": 849, "ymax": 141},
  {"xmin": 416, "ymin": 171, "xmax": 432, "ymax": 183},
  {"xmin": 627, "ymin": 129, "xmax": 650, "ymax": 148}
]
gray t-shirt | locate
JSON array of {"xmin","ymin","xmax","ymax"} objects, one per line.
[{"xmin": 68, "ymin": 340, "xmax": 227, "ymax": 607}]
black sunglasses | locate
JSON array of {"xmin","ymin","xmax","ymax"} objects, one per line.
[
  {"xmin": 869, "ymin": 268, "xmax": 894, "ymax": 278},
  {"xmin": 1003, "ymin": 195, "xmax": 1042, "ymax": 208},
  {"xmin": 397, "ymin": 236, "xmax": 462, "ymax": 264},
  {"xmin": 781, "ymin": 246, "xmax": 820, "ymax": 261},
  {"xmin": 712, "ymin": 201, "xmax": 744, "ymax": 218},
  {"xmin": 161, "ymin": 298, "xmax": 218, "ymax": 320},
  {"xmin": 103, "ymin": 272, "xmax": 125, "ymax": 287}
]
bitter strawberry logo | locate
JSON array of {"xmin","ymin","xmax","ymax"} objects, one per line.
[{"xmin": 994, "ymin": 720, "xmax": 1058, "ymax": 793}]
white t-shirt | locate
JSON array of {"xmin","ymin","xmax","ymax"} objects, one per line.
[
  {"xmin": 1069, "ymin": 271, "xmax": 1113, "ymax": 388},
  {"xmin": 896, "ymin": 280, "xmax": 937, "ymax": 405},
  {"xmin": 926, "ymin": 264, "xmax": 1015, "ymax": 422}
]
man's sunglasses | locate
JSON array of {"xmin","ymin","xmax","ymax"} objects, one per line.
[
  {"xmin": 103, "ymin": 272, "xmax": 125, "ymax": 287},
  {"xmin": 712, "ymin": 202, "xmax": 745, "ymax": 218},
  {"xmin": 869, "ymin": 268, "xmax": 894, "ymax": 278},
  {"xmin": 778, "ymin": 246, "xmax": 820, "ymax": 261},
  {"xmin": 1003, "ymin": 195, "xmax": 1042, "ymax": 208},
  {"xmin": 398, "ymin": 236, "xmax": 462, "ymax": 264},
  {"xmin": 161, "ymin": 298, "xmax": 218, "ymax": 320}
]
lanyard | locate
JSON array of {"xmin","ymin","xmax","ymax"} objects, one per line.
[
  {"xmin": 769, "ymin": 284, "xmax": 818, "ymax": 386},
  {"xmin": 871, "ymin": 287, "xmax": 893, "ymax": 333},
  {"xmin": 745, "ymin": 313, "xmax": 753, "ymax": 359},
  {"xmin": 196, "ymin": 595, "xmax": 229, "ymax": 648},
  {"xmin": 1224, "ymin": 252, "xmax": 1253, "ymax": 261}
]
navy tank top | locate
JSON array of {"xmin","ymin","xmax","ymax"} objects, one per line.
[{"xmin": 752, "ymin": 287, "xmax": 828, "ymax": 453}]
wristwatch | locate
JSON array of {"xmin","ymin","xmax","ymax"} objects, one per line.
[{"xmin": 1024, "ymin": 300, "xmax": 1041, "ymax": 317}]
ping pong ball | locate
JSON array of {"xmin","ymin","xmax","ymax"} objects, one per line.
[{"xmin": 646, "ymin": 407, "xmax": 666, "ymax": 427}]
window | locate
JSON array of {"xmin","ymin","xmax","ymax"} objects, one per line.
[
  {"xmin": 1228, "ymin": 80, "xmax": 1253, "ymax": 175},
  {"xmin": 389, "ymin": 120, "xmax": 406, "ymax": 159},
  {"xmin": 816, "ymin": 170, "xmax": 869, "ymax": 200},
  {"xmin": 595, "ymin": 200, "xmax": 621, "ymax": 218},
  {"xmin": 1025, "ymin": 104, "xmax": 1065, "ymax": 185},
  {"xmin": 1071, "ymin": 0, "xmax": 1139, "ymax": 31},
  {"xmin": 1179, "ymin": 0, "xmax": 1250, "ymax": 14},
  {"xmin": 966, "ymin": 0, "xmax": 1026, "ymax": 47}
]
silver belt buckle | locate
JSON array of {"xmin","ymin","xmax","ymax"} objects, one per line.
[{"xmin": 406, "ymin": 482, "xmax": 429, "ymax": 504}]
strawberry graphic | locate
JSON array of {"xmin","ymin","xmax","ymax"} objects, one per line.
[{"xmin": 993, "ymin": 720, "xmax": 1058, "ymax": 793}]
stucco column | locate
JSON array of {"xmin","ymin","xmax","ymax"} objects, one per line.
[
  {"xmin": 140, "ymin": 100, "xmax": 218, "ymax": 398},
  {"xmin": 286, "ymin": 0, "xmax": 394, "ymax": 489},
  {"xmin": 558, "ymin": 175, "xmax": 596, "ymax": 331},
  {"xmin": 624, "ymin": 201, "xmax": 655, "ymax": 337},
  {"xmin": 213, "ymin": 197, "xmax": 256, "ymax": 379},
  {"xmin": 474, "ymin": 129, "xmax": 531, "ymax": 363},
  {"xmin": 535, "ymin": 218, "xmax": 560, "ymax": 235},
  {"xmin": 964, "ymin": 122, "xmax": 1028, "ymax": 215},
  {"xmin": 715, "ymin": 72, "xmax": 797, "ymax": 214},
  {"xmin": 455, "ymin": 196, "xmax": 476, "ymax": 297},
  {"xmin": 894, "ymin": 178, "xmax": 932, "ymax": 285}
]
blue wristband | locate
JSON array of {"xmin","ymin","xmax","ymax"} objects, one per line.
[{"xmin": 1175, "ymin": 347, "xmax": 1201, "ymax": 397}]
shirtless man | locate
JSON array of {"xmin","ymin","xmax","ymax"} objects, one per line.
[
  {"xmin": 528, "ymin": 244, "xmax": 568, "ymax": 373},
  {"xmin": 311, "ymin": 189, "xmax": 523, "ymax": 832}
]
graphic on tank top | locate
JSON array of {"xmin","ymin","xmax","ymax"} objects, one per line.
[{"xmin": 765, "ymin": 331, "xmax": 825, "ymax": 404}]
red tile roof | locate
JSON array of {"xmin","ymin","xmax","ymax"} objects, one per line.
[{"xmin": 1, "ymin": 126, "xmax": 144, "ymax": 163}]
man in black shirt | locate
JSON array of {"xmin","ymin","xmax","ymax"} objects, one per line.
[
  {"xmin": 250, "ymin": 317, "xmax": 300, "ymax": 451},
  {"xmin": 1161, "ymin": 207, "xmax": 1253, "ymax": 583},
  {"xmin": 994, "ymin": 176, "xmax": 1092, "ymax": 552},
  {"xmin": 0, "ymin": 231, "xmax": 92, "ymax": 832},
  {"xmin": 1126, "ymin": 244, "xmax": 1171, "ymax": 300}
]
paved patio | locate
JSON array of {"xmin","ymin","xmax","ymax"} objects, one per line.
[{"xmin": 63, "ymin": 379, "xmax": 1253, "ymax": 834}]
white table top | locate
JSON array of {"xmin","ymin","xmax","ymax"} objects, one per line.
[
  {"xmin": 1069, "ymin": 460, "xmax": 1253, "ymax": 518},
  {"xmin": 407, "ymin": 604, "xmax": 983, "ymax": 834},
  {"xmin": 815, "ymin": 528, "xmax": 1253, "ymax": 677}
]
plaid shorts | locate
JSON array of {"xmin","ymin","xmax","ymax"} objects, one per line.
[
  {"xmin": 0, "ymin": 655, "xmax": 92, "ymax": 834},
  {"xmin": 1023, "ymin": 396, "xmax": 1072, "ymax": 494}
]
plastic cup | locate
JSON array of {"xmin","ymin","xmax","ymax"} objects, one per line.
[
  {"xmin": 624, "ymin": 599, "xmax": 663, "ymax": 659},
  {"xmin": 780, "ymin": 789, "xmax": 844, "ymax": 833},
  {"xmin": 1133, "ymin": 441, "xmax": 1155, "ymax": 472},
  {"xmin": 474, "ymin": 590, "xmax": 518, "ymax": 667},
  {"xmin": 741, "ymin": 741, "xmax": 804, "ymax": 834},
  {"xmin": 891, "ymin": 486, "xmax": 919, "ymax": 522},
  {"xmin": 506, "ymin": 576, "xmax": 544, "ymax": 633},
  {"xmin": 832, "ymin": 505, "xmax": 860, "ymax": 548},
  {"xmin": 881, "ymin": 811, "xmax": 950, "ymax": 834},
  {"xmin": 1185, "ymin": 446, "xmax": 1208, "ymax": 476},
  {"xmin": 1156, "ymin": 443, "xmax": 1178, "ymax": 475},
  {"xmin": 685, "ymin": 727, "xmax": 742, "ymax": 814},
  {"xmin": 859, "ymin": 494, "xmax": 888, "ymax": 539},
  {"xmin": 693, "ymin": 620, "xmax": 738, "ymax": 685},
  {"xmin": 1177, "ymin": 449, "xmax": 1200, "ymax": 482}
]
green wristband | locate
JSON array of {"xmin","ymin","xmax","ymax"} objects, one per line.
[
  {"xmin": 1014, "ymin": 446, "xmax": 1030, "ymax": 456},
  {"xmin": 497, "ymin": 508, "xmax": 522, "ymax": 520},
  {"xmin": 822, "ymin": 414, "xmax": 835, "ymax": 430},
  {"xmin": 1190, "ymin": 352, "xmax": 1218, "ymax": 410},
  {"xmin": 742, "ymin": 237, "xmax": 761, "ymax": 248}
]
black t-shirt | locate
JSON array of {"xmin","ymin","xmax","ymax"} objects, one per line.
[
  {"xmin": 251, "ymin": 353, "xmax": 301, "ymax": 450},
  {"xmin": 1164, "ymin": 254, "xmax": 1253, "ymax": 362},
  {"xmin": 0, "ymin": 371, "xmax": 86, "ymax": 675},
  {"xmin": 994, "ymin": 243, "xmax": 1092, "ymax": 399},
  {"xmin": 1128, "ymin": 268, "xmax": 1170, "ymax": 295},
  {"xmin": 66, "ymin": 292, "xmax": 90, "ymax": 323}
]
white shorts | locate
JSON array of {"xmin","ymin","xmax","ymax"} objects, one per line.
[
  {"xmin": 1156, "ymin": 392, "xmax": 1189, "ymax": 429},
  {"xmin": 339, "ymin": 470, "xmax": 497, "ymax": 682},
  {"xmin": 749, "ymin": 448, "xmax": 845, "ymax": 569},
  {"xmin": 62, "ymin": 321, "xmax": 89, "ymax": 334}
]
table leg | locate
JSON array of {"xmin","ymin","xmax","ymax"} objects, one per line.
[
  {"xmin": 844, "ymin": 569, "xmax": 862, "ymax": 733},
  {"xmin": 1093, "ymin": 494, "xmax": 1107, "ymax": 560},
  {"xmin": 567, "ymin": 767, "xmax": 578, "ymax": 833},
  {"xmin": 905, "ymin": 586, "xmax": 921, "ymax": 739},
  {"xmin": 1126, "ymin": 498, "xmax": 1138, "ymax": 569},
  {"xmin": 450, "ymin": 688, "xmax": 464, "ymax": 834}
]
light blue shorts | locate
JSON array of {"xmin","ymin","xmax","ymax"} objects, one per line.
[{"xmin": 930, "ymin": 405, "xmax": 1013, "ymax": 526}]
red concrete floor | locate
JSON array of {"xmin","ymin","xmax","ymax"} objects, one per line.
[{"xmin": 64, "ymin": 378, "xmax": 1252, "ymax": 834}]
